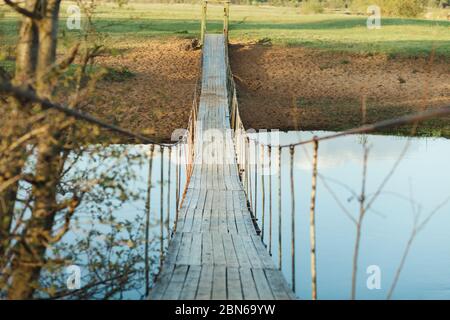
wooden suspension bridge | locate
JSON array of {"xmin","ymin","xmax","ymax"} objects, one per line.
[
  {"xmin": 2, "ymin": 0, "xmax": 449, "ymax": 302},
  {"xmin": 148, "ymin": 33, "xmax": 295, "ymax": 300}
]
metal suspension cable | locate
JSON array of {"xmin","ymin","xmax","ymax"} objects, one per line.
[
  {"xmin": 289, "ymin": 145, "xmax": 296, "ymax": 292},
  {"xmin": 144, "ymin": 144, "xmax": 155, "ymax": 297},
  {"xmin": 246, "ymin": 137, "xmax": 250, "ymax": 200},
  {"xmin": 254, "ymin": 140, "xmax": 258, "ymax": 221},
  {"xmin": 268, "ymin": 145, "xmax": 273, "ymax": 256},
  {"xmin": 260, "ymin": 144, "xmax": 265, "ymax": 243},
  {"xmin": 309, "ymin": 140, "xmax": 319, "ymax": 300},
  {"xmin": 159, "ymin": 146, "xmax": 165, "ymax": 269},
  {"xmin": 174, "ymin": 145, "xmax": 181, "ymax": 232},
  {"xmin": 247, "ymin": 137, "xmax": 253, "ymax": 212},
  {"xmin": 278, "ymin": 146, "xmax": 282, "ymax": 270},
  {"xmin": 167, "ymin": 146, "xmax": 172, "ymax": 239}
]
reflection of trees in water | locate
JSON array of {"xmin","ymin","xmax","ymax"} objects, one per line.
[
  {"xmin": 40, "ymin": 214, "xmax": 150, "ymax": 300},
  {"xmin": 40, "ymin": 146, "xmax": 152, "ymax": 300},
  {"xmin": 248, "ymin": 130, "xmax": 450, "ymax": 299},
  {"xmin": 1, "ymin": 144, "xmax": 157, "ymax": 299},
  {"xmin": 0, "ymin": 0, "xmax": 161, "ymax": 299}
]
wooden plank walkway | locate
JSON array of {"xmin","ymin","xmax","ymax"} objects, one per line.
[{"xmin": 149, "ymin": 34, "xmax": 295, "ymax": 300}]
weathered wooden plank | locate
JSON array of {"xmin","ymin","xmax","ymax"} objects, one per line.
[
  {"xmin": 177, "ymin": 232, "xmax": 193, "ymax": 265},
  {"xmin": 251, "ymin": 234, "xmax": 275, "ymax": 269},
  {"xmin": 239, "ymin": 268, "xmax": 259, "ymax": 300},
  {"xmin": 149, "ymin": 263, "xmax": 175, "ymax": 300},
  {"xmin": 227, "ymin": 267, "xmax": 243, "ymax": 300},
  {"xmin": 164, "ymin": 232, "xmax": 182, "ymax": 265},
  {"xmin": 231, "ymin": 233, "xmax": 251, "ymax": 269},
  {"xmin": 226, "ymin": 210, "xmax": 238, "ymax": 234},
  {"xmin": 212, "ymin": 266, "xmax": 227, "ymax": 300},
  {"xmin": 162, "ymin": 264, "xmax": 189, "ymax": 299},
  {"xmin": 265, "ymin": 269, "xmax": 296, "ymax": 300},
  {"xmin": 202, "ymin": 231, "xmax": 213, "ymax": 265},
  {"xmin": 189, "ymin": 232, "xmax": 203, "ymax": 265},
  {"xmin": 234, "ymin": 207, "xmax": 247, "ymax": 234},
  {"xmin": 252, "ymin": 268, "xmax": 274, "ymax": 300},
  {"xmin": 222, "ymin": 233, "xmax": 239, "ymax": 267},
  {"xmin": 201, "ymin": 209, "xmax": 211, "ymax": 232},
  {"xmin": 212, "ymin": 231, "xmax": 226, "ymax": 265},
  {"xmin": 192, "ymin": 210, "xmax": 204, "ymax": 233},
  {"xmin": 241, "ymin": 234, "xmax": 263, "ymax": 269},
  {"xmin": 196, "ymin": 265, "xmax": 213, "ymax": 300},
  {"xmin": 180, "ymin": 265, "xmax": 202, "ymax": 300}
]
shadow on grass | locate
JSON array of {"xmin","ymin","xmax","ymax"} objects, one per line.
[
  {"xmin": 1, "ymin": 17, "xmax": 449, "ymax": 57},
  {"xmin": 231, "ymin": 16, "xmax": 450, "ymax": 30},
  {"xmin": 83, "ymin": 17, "xmax": 450, "ymax": 34},
  {"xmin": 282, "ymin": 39, "xmax": 450, "ymax": 58},
  {"xmin": 2, "ymin": 15, "xmax": 447, "ymax": 36}
]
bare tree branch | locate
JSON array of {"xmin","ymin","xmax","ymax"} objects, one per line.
[{"xmin": 4, "ymin": 0, "xmax": 41, "ymax": 19}]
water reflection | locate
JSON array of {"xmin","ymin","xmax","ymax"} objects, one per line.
[
  {"xmin": 31, "ymin": 144, "xmax": 187, "ymax": 299},
  {"xmin": 28, "ymin": 133, "xmax": 449, "ymax": 299},
  {"xmin": 250, "ymin": 131, "xmax": 450, "ymax": 299}
]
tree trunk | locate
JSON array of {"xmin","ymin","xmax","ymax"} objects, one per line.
[
  {"xmin": 6, "ymin": 0, "xmax": 63, "ymax": 299},
  {"xmin": 36, "ymin": 0, "xmax": 61, "ymax": 98},
  {"xmin": 7, "ymin": 129, "xmax": 62, "ymax": 299},
  {"xmin": 13, "ymin": 0, "xmax": 40, "ymax": 85},
  {"xmin": 0, "ymin": 0, "xmax": 40, "ymax": 263}
]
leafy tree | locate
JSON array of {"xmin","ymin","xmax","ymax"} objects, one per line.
[{"xmin": 0, "ymin": 0, "xmax": 154, "ymax": 299}]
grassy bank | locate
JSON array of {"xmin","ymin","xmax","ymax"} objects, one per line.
[
  {"xmin": 1, "ymin": 3, "xmax": 449, "ymax": 140},
  {"xmin": 1, "ymin": 3, "xmax": 449, "ymax": 57}
]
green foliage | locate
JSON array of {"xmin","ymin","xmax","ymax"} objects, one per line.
[
  {"xmin": 35, "ymin": 145, "xmax": 152, "ymax": 299},
  {"xmin": 428, "ymin": 0, "xmax": 450, "ymax": 7},
  {"xmin": 350, "ymin": 0, "xmax": 428, "ymax": 17},
  {"xmin": 382, "ymin": 0, "xmax": 428, "ymax": 17},
  {"xmin": 114, "ymin": 0, "xmax": 129, "ymax": 8},
  {"xmin": 0, "ymin": 0, "xmax": 153, "ymax": 299},
  {"xmin": 349, "ymin": 0, "xmax": 373, "ymax": 13},
  {"xmin": 301, "ymin": 0, "xmax": 325, "ymax": 14},
  {"xmin": 103, "ymin": 66, "xmax": 135, "ymax": 82},
  {"xmin": 325, "ymin": 0, "xmax": 348, "ymax": 9}
]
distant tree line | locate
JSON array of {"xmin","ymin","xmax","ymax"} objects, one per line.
[
  {"xmin": 114, "ymin": 0, "xmax": 449, "ymax": 17},
  {"xmin": 122, "ymin": 0, "xmax": 449, "ymax": 6}
]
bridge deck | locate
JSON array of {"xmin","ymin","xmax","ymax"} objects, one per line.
[{"xmin": 149, "ymin": 34, "xmax": 295, "ymax": 300}]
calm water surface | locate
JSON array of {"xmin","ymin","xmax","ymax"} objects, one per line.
[
  {"xmin": 57, "ymin": 132, "xmax": 450, "ymax": 299},
  {"xmin": 250, "ymin": 131, "xmax": 450, "ymax": 300}
]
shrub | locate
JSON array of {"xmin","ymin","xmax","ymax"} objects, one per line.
[
  {"xmin": 301, "ymin": 0, "xmax": 325, "ymax": 14},
  {"xmin": 350, "ymin": 0, "xmax": 427, "ymax": 17},
  {"xmin": 114, "ymin": 0, "xmax": 129, "ymax": 8},
  {"xmin": 383, "ymin": 0, "xmax": 427, "ymax": 17},
  {"xmin": 349, "ymin": 0, "xmax": 374, "ymax": 14},
  {"xmin": 103, "ymin": 67, "xmax": 135, "ymax": 82},
  {"xmin": 325, "ymin": 0, "xmax": 348, "ymax": 9}
]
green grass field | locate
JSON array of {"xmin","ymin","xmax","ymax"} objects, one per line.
[
  {"xmin": 1, "ymin": 2, "xmax": 450, "ymax": 60},
  {"xmin": 1, "ymin": 3, "xmax": 449, "ymax": 138}
]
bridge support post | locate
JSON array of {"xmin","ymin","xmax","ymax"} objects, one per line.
[
  {"xmin": 223, "ymin": 1, "xmax": 230, "ymax": 41},
  {"xmin": 200, "ymin": 1, "xmax": 208, "ymax": 46}
]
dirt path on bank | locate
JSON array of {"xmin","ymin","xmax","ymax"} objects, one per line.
[{"xmin": 89, "ymin": 38, "xmax": 201, "ymax": 143}]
